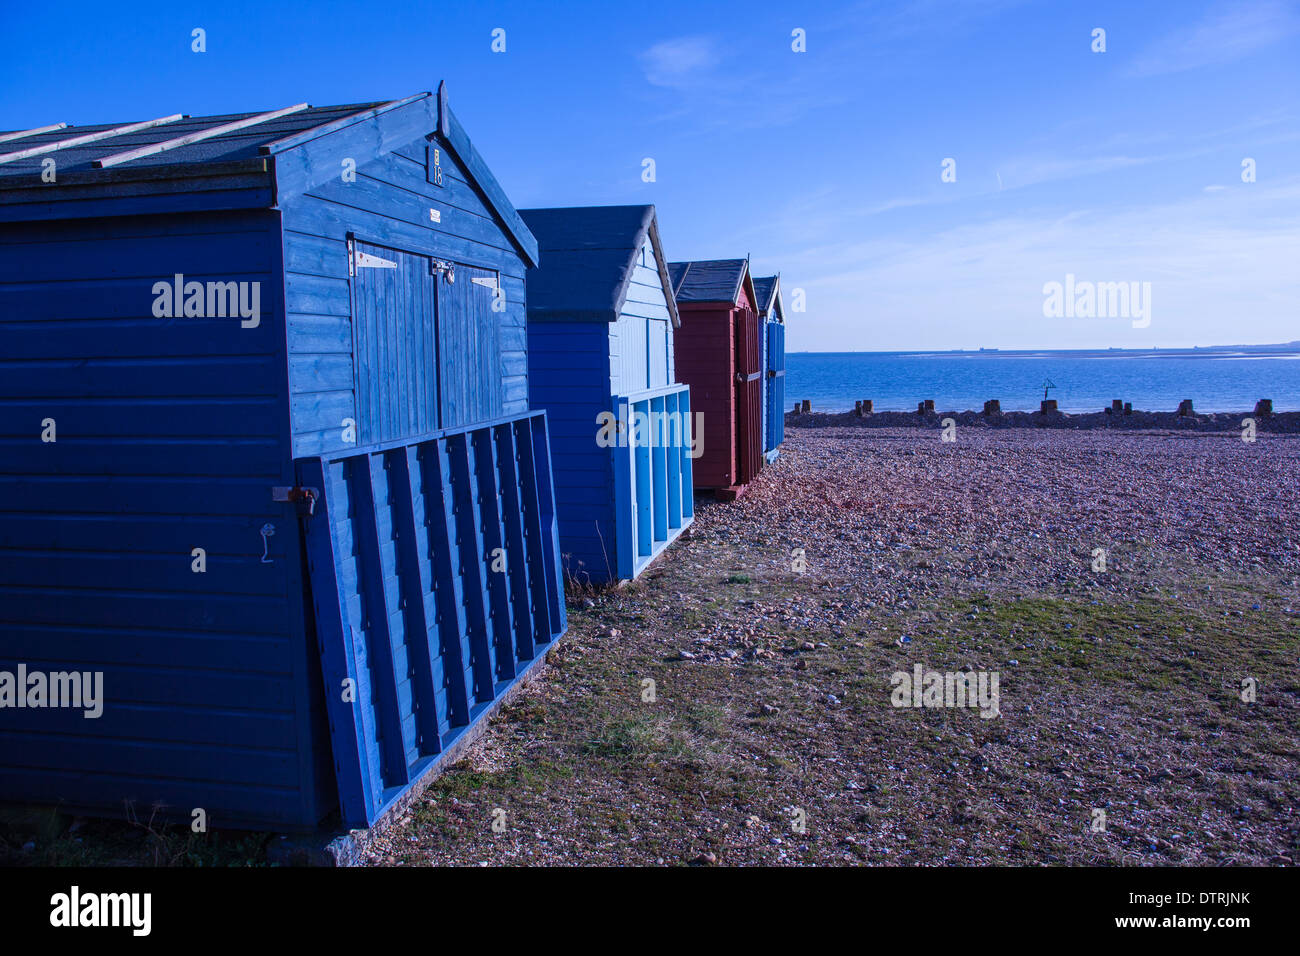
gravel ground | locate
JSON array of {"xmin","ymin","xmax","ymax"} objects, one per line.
[{"xmin": 365, "ymin": 424, "xmax": 1300, "ymax": 866}]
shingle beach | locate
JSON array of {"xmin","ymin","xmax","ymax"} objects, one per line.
[{"xmin": 365, "ymin": 421, "xmax": 1300, "ymax": 866}]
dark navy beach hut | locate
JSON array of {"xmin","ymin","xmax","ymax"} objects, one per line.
[
  {"xmin": 753, "ymin": 275, "xmax": 786, "ymax": 460},
  {"xmin": 519, "ymin": 205, "xmax": 693, "ymax": 582},
  {"xmin": 669, "ymin": 258, "xmax": 763, "ymax": 500},
  {"xmin": 0, "ymin": 86, "xmax": 566, "ymax": 831}
]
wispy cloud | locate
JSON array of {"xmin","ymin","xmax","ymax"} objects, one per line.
[
  {"xmin": 768, "ymin": 180, "xmax": 1300, "ymax": 350},
  {"xmin": 639, "ymin": 36, "xmax": 719, "ymax": 89},
  {"xmin": 635, "ymin": 33, "xmax": 846, "ymax": 133},
  {"xmin": 1130, "ymin": 1, "xmax": 1300, "ymax": 77}
]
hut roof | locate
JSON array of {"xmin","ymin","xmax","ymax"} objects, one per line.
[
  {"xmin": 519, "ymin": 204, "xmax": 680, "ymax": 327},
  {"xmin": 668, "ymin": 258, "xmax": 749, "ymax": 305},
  {"xmin": 0, "ymin": 85, "xmax": 539, "ymax": 265}
]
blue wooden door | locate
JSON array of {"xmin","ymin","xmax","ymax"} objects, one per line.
[
  {"xmin": 351, "ymin": 241, "xmax": 438, "ymax": 445},
  {"xmin": 436, "ymin": 264, "xmax": 502, "ymax": 429},
  {"xmin": 766, "ymin": 322, "xmax": 785, "ymax": 450}
]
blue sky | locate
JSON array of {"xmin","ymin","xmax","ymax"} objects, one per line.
[{"xmin": 2, "ymin": 0, "xmax": 1297, "ymax": 351}]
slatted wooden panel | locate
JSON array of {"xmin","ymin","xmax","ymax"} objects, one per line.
[
  {"xmin": 613, "ymin": 384, "xmax": 694, "ymax": 579},
  {"xmin": 299, "ymin": 410, "xmax": 565, "ymax": 827}
]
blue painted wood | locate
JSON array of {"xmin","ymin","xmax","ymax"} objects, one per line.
[
  {"xmin": 680, "ymin": 389, "xmax": 695, "ymax": 520},
  {"xmin": 446, "ymin": 434, "xmax": 496, "ymax": 702},
  {"xmin": 528, "ymin": 414, "xmax": 567, "ymax": 636},
  {"xmin": 766, "ymin": 321, "xmax": 786, "ymax": 451},
  {"xmin": 428, "ymin": 440, "xmax": 475, "ymax": 725},
  {"xmin": 665, "ymin": 390, "xmax": 683, "ymax": 530},
  {"xmin": 300, "ymin": 412, "xmax": 565, "ymax": 826},
  {"xmin": 350, "ymin": 455, "xmax": 410, "ymax": 788},
  {"xmin": 350, "ymin": 242, "xmax": 438, "ymax": 446},
  {"xmin": 0, "ymin": 90, "xmax": 558, "ymax": 831},
  {"xmin": 438, "ymin": 265, "xmax": 504, "ymax": 430},
  {"xmin": 522, "ymin": 209, "xmax": 690, "ymax": 584},
  {"xmin": 651, "ymin": 396, "xmax": 669, "ymax": 544},
  {"xmin": 387, "ymin": 447, "xmax": 442, "ymax": 756},
  {"xmin": 493, "ymin": 423, "xmax": 536, "ymax": 660},
  {"xmin": 633, "ymin": 400, "xmax": 652, "ymax": 559},
  {"xmin": 417, "ymin": 442, "xmax": 470, "ymax": 731},
  {"xmin": 472, "ymin": 428, "xmax": 517, "ymax": 682},
  {"xmin": 513, "ymin": 419, "xmax": 555, "ymax": 644},
  {"xmin": 298, "ymin": 456, "xmax": 382, "ymax": 826},
  {"xmin": 442, "ymin": 106, "xmax": 538, "ymax": 266}
]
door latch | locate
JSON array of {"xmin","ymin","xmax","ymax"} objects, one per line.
[
  {"xmin": 272, "ymin": 486, "xmax": 320, "ymax": 517},
  {"xmin": 431, "ymin": 258, "xmax": 455, "ymax": 283}
]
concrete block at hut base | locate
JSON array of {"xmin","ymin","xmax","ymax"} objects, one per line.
[
  {"xmin": 1255, "ymin": 399, "xmax": 1274, "ymax": 418},
  {"xmin": 983, "ymin": 399, "xmax": 1001, "ymax": 416},
  {"xmin": 1178, "ymin": 399, "xmax": 1194, "ymax": 417},
  {"xmin": 1040, "ymin": 399, "xmax": 1058, "ymax": 414}
]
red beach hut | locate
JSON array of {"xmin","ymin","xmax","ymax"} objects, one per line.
[{"xmin": 668, "ymin": 258, "xmax": 762, "ymax": 500}]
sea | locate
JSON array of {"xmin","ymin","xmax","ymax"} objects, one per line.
[{"xmin": 785, "ymin": 349, "xmax": 1300, "ymax": 415}]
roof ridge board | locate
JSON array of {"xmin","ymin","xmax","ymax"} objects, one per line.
[
  {"xmin": 606, "ymin": 206, "xmax": 658, "ymax": 323},
  {"xmin": 646, "ymin": 215, "xmax": 681, "ymax": 329},
  {"xmin": 441, "ymin": 102, "xmax": 538, "ymax": 267},
  {"xmin": 737, "ymin": 260, "xmax": 753, "ymax": 308}
]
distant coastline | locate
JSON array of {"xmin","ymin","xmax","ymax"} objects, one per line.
[
  {"xmin": 783, "ymin": 347, "xmax": 1300, "ymax": 414},
  {"xmin": 789, "ymin": 342, "xmax": 1300, "ymax": 358}
]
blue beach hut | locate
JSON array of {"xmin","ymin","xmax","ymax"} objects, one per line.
[
  {"xmin": 519, "ymin": 205, "xmax": 693, "ymax": 583},
  {"xmin": 753, "ymin": 274, "xmax": 786, "ymax": 460},
  {"xmin": 0, "ymin": 86, "xmax": 566, "ymax": 831}
]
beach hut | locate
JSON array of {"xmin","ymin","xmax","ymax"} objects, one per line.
[
  {"xmin": 519, "ymin": 205, "xmax": 693, "ymax": 583},
  {"xmin": 669, "ymin": 258, "xmax": 762, "ymax": 500},
  {"xmin": 753, "ymin": 274, "xmax": 786, "ymax": 461},
  {"xmin": 0, "ymin": 86, "xmax": 566, "ymax": 831}
]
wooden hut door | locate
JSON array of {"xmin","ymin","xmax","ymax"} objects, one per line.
[
  {"xmin": 435, "ymin": 263, "xmax": 503, "ymax": 429},
  {"xmin": 351, "ymin": 240, "xmax": 439, "ymax": 445}
]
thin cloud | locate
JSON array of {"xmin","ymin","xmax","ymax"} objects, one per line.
[
  {"xmin": 775, "ymin": 180, "xmax": 1300, "ymax": 350},
  {"xmin": 1130, "ymin": 1, "xmax": 1300, "ymax": 77},
  {"xmin": 639, "ymin": 36, "xmax": 719, "ymax": 89}
]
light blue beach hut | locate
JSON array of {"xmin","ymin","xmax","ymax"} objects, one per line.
[{"xmin": 520, "ymin": 205, "xmax": 694, "ymax": 583}]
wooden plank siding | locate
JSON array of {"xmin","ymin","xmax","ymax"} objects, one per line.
[
  {"xmin": 528, "ymin": 322, "xmax": 617, "ymax": 582},
  {"xmin": 0, "ymin": 209, "xmax": 335, "ymax": 829},
  {"xmin": 610, "ymin": 239, "xmax": 674, "ymax": 395},
  {"xmin": 0, "ymin": 91, "xmax": 558, "ymax": 831},
  {"xmin": 282, "ymin": 134, "xmax": 530, "ymax": 458}
]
